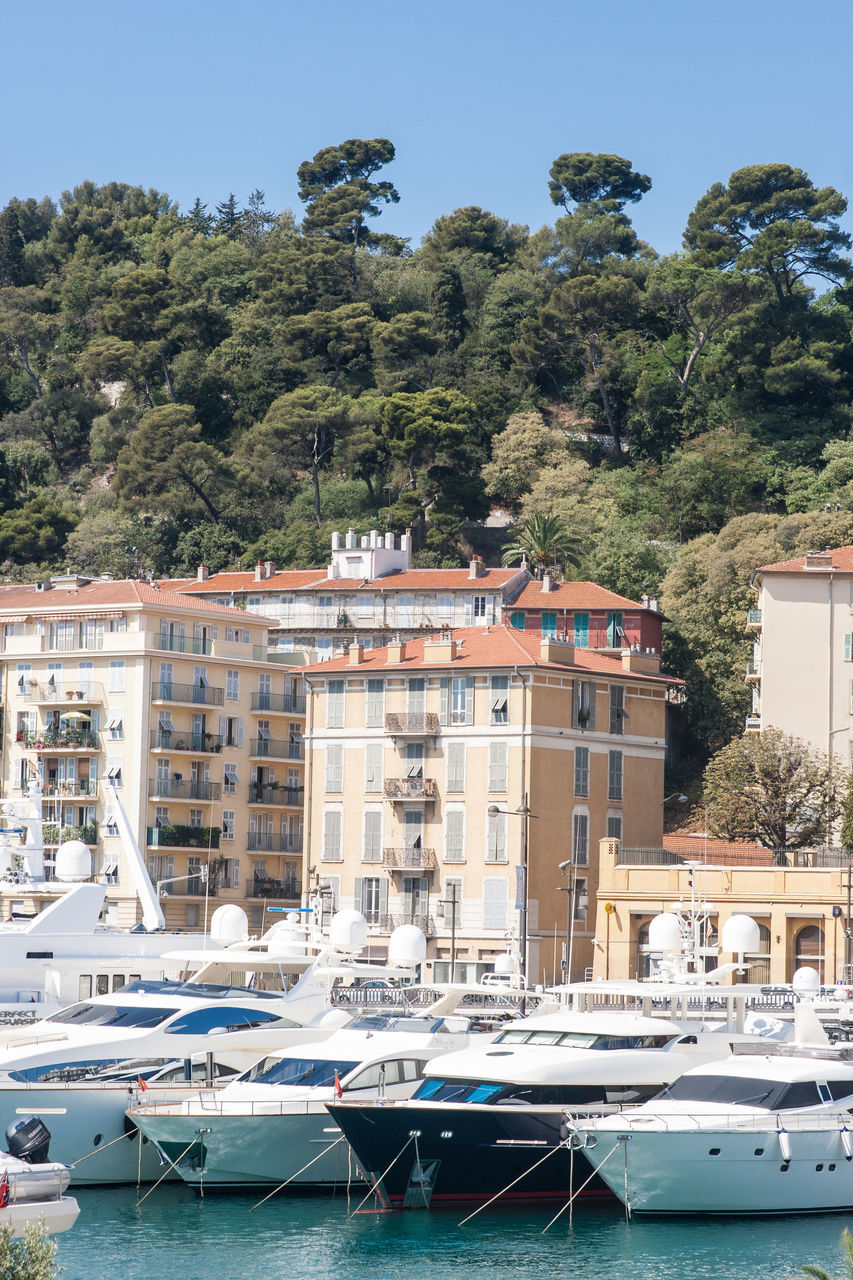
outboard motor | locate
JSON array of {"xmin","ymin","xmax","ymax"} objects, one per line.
[{"xmin": 5, "ymin": 1116, "xmax": 51, "ymax": 1164}]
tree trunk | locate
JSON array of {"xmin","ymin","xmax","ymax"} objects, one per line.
[
  {"xmin": 160, "ymin": 350, "xmax": 176, "ymax": 403},
  {"xmin": 14, "ymin": 341, "xmax": 42, "ymax": 399}
]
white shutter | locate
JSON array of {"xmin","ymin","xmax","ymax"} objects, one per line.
[
  {"xmin": 323, "ymin": 809, "xmax": 342, "ymax": 861},
  {"xmin": 326, "ymin": 744, "xmax": 343, "ymax": 792},
  {"xmin": 444, "ymin": 810, "xmax": 465, "ymax": 863},
  {"xmin": 483, "ymin": 878, "xmax": 508, "ymax": 929},
  {"xmin": 364, "ymin": 742, "xmax": 382, "ymax": 793},
  {"xmin": 446, "ymin": 742, "xmax": 465, "ymax": 792},
  {"xmin": 488, "ymin": 742, "xmax": 507, "ymax": 792},
  {"xmin": 363, "ymin": 810, "xmax": 382, "ymax": 862}
]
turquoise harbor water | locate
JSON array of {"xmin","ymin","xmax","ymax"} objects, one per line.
[{"xmin": 54, "ymin": 1188, "xmax": 853, "ymax": 1280}]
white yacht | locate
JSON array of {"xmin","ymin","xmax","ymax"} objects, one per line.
[{"xmin": 566, "ymin": 1040, "xmax": 853, "ymax": 1216}]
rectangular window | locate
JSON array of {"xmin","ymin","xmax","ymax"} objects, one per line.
[
  {"xmin": 359, "ymin": 876, "xmax": 382, "ymax": 922},
  {"xmin": 188, "ymin": 808, "xmax": 203, "ymax": 829},
  {"xmin": 574, "ymin": 746, "xmax": 589, "ymax": 797},
  {"xmin": 222, "ymin": 810, "xmax": 235, "ymax": 840},
  {"xmin": 573, "ymin": 813, "xmax": 589, "ymax": 865},
  {"xmin": 327, "ymin": 679, "xmax": 345, "ymax": 728},
  {"xmin": 444, "ymin": 809, "xmax": 465, "ymax": 863},
  {"xmin": 108, "ymin": 660, "xmax": 125, "ymax": 692},
  {"xmin": 106, "ymin": 713, "xmax": 123, "ymax": 740},
  {"xmin": 846, "ymin": 634, "xmax": 853, "ymax": 662},
  {"xmin": 365, "ymin": 678, "xmax": 385, "ymax": 728},
  {"xmin": 105, "ymin": 757, "xmax": 122, "ymax": 788},
  {"xmin": 473, "ymin": 595, "xmax": 490, "ymax": 620},
  {"xmin": 509, "ymin": 611, "xmax": 525, "ymax": 630},
  {"xmin": 606, "ymin": 815, "xmax": 622, "ymax": 841},
  {"xmin": 609, "ymin": 685, "xmax": 625, "ymax": 735},
  {"xmin": 486, "ymin": 810, "xmax": 508, "ymax": 863},
  {"xmin": 573, "ymin": 612, "xmax": 590, "ymax": 648},
  {"xmin": 441, "ymin": 877, "xmax": 463, "ymax": 922},
  {"xmin": 224, "ymin": 763, "xmax": 238, "ymax": 794},
  {"xmin": 606, "ymin": 612, "xmax": 623, "ymax": 648},
  {"xmin": 109, "ymin": 616, "xmax": 127, "ymax": 633},
  {"xmin": 541, "ymin": 611, "xmax": 557, "ymax": 639},
  {"xmin": 363, "ymin": 809, "xmax": 382, "ymax": 863},
  {"xmin": 608, "ymin": 749, "xmax": 623, "ymax": 801},
  {"xmin": 490, "ymin": 675, "xmax": 509, "ymax": 724},
  {"xmin": 572, "ymin": 680, "xmax": 596, "ymax": 730},
  {"xmin": 364, "ymin": 742, "xmax": 383, "ymax": 793},
  {"xmin": 407, "ymin": 677, "xmax": 425, "ymax": 715},
  {"xmin": 449, "ymin": 676, "xmax": 473, "ymax": 725},
  {"xmin": 323, "ymin": 809, "xmax": 343, "ymax": 861},
  {"xmin": 573, "ymin": 877, "xmax": 588, "ymax": 922},
  {"xmin": 488, "ymin": 742, "xmax": 508, "ymax": 792},
  {"xmin": 437, "ymin": 594, "xmax": 452, "ymax": 623},
  {"xmin": 325, "ymin": 743, "xmax": 343, "ymax": 793},
  {"xmin": 405, "ymin": 741, "xmax": 424, "ymax": 778},
  {"xmin": 446, "ymin": 742, "xmax": 465, "ymax": 792},
  {"xmin": 397, "ymin": 595, "xmax": 413, "ymax": 626},
  {"xmin": 482, "ymin": 878, "xmax": 508, "ymax": 929},
  {"xmin": 226, "ymin": 669, "xmax": 239, "ymax": 701}
]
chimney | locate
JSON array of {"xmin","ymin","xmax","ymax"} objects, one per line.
[
  {"xmin": 197, "ymin": 564, "xmax": 209, "ymax": 582},
  {"xmin": 254, "ymin": 561, "xmax": 263, "ymax": 582},
  {"xmin": 805, "ymin": 549, "xmax": 834, "ymax": 570},
  {"xmin": 387, "ymin": 638, "xmax": 407, "ymax": 664},
  {"xmin": 641, "ymin": 593, "xmax": 649, "ymax": 609},
  {"xmin": 348, "ymin": 641, "xmax": 364, "ymax": 666},
  {"xmin": 469, "ymin": 555, "xmax": 486, "ymax": 579},
  {"xmin": 264, "ymin": 560, "xmax": 276, "ymax": 579},
  {"xmin": 539, "ymin": 637, "xmax": 574, "ymax": 665},
  {"xmin": 424, "ymin": 632, "xmax": 457, "ymax": 662},
  {"xmin": 345, "ymin": 528, "xmax": 357, "ymax": 549},
  {"xmin": 331, "ymin": 531, "xmax": 341, "ymax": 550},
  {"xmin": 541, "ymin": 572, "xmax": 553, "ymax": 593},
  {"xmin": 648, "ymin": 596, "xmax": 659, "ymax": 612},
  {"xmin": 622, "ymin": 650, "xmax": 661, "ymax": 674}
]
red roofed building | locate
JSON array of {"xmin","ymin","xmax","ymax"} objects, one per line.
[{"xmin": 506, "ymin": 576, "xmax": 664, "ymax": 655}]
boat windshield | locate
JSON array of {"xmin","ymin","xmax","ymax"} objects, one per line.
[
  {"xmin": 47, "ymin": 1003, "xmax": 176, "ymax": 1028},
  {"xmin": 658, "ymin": 1074, "xmax": 823, "ymax": 1109},
  {"xmin": 495, "ymin": 1029, "xmax": 675, "ymax": 1050},
  {"xmin": 349, "ymin": 1015, "xmax": 445, "ymax": 1034},
  {"xmin": 239, "ymin": 1057, "xmax": 360, "ymax": 1087}
]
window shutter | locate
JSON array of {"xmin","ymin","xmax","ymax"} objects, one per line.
[
  {"xmin": 379, "ymin": 878, "xmax": 389, "ymax": 919},
  {"xmin": 464, "ymin": 595, "xmax": 473, "ymax": 625},
  {"xmin": 846, "ymin": 634, "xmax": 853, "ymax": 662},
  {"xmin": 445, "ymin": 810, "xmax": 464, "ymax": 862},
  {"xmin": 219, "ymin": 716, "xmax": 227, "ymax": 741},
  {"xmin": 354, "ymin": 877, "xmax": 363, "ymax": 913},
  {"xmin": 446, "ymin": 742, "xmax": 465, "ymax": 792},
  {"xmin": 439, "ymin": 678, "xmax": 449, "ymax": 726},
  {"xmin": 326, "ymin": 744, "xmax": 343, "ymax": 792},
  {"xmin": 587, "ymin": 684, "xmax": 596, "ymax": 731},
  {"xmin": 464, "ymin": 675, "xmax": 474, "ymax": 725},
  {"xmin": 488, "ymin": 742, "xmax": 507, "ymax": 792},
  {"xmin": 482, "ymin": 878, "xmax": 508, "ymax": 929}
]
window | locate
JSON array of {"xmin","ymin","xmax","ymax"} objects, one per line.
[
  {"xmin": 608, "ymin": 750, "xmax": 623, "ymax": 801},
  {"xmin": 606, "ymin": 612, "xmax": 623, "ymax": 648},
  {"xmin": 357, "ymin": 877, "xmax": 383, "ymax": 924},
  {"xmin": 186, "ymin": 904, "xmax": 200, "ymax": 928},
  {"xmin": 573, "ymin": 813, "xmax": 589, "ymax": 865},
  {"xmin": 224, "ymin": 763, "xmax": 238, "ymax": 794},
  {"xmin": 363, "ymin": 809, "xmax": 382, "ymax": 862},
  {"xmin": 222, "ymin": 810, "xmax": 235, "ymax": 841},
  {"xmin": 444, "ymin": 809, "xmax": 465, "ymax": 863},
  {"xmin": 572, "ymin": 680, "xmax": 596, "ymax": 730},
  {"xmin": 325, "ymin": 744, "xmax": 343, "ymax": 793},
  {"xmin": 437, "ymin": 594, "xmax": 452, "ymax": 623},
  {"xmin": 365, "ymin": 678, "xmax": 385, "ymax": 728},
  {"xmin": 108, "ymin": 660, "xmax": 125, "ymax": 692},
  {"xmin": 441, "ymin": 878, "xmax": 463, "ymax": 924},
  {"xmin": 483, "ymin": 878, "xmax": 508, "ymax": 929},
  {"xmin": 188, "ymin": 809, "xmax": 203, "ymax": 829},
  {"xmin": 490, "ymin": 675, "xmax": 509, "ymax": 724},
  {"xmin": 357, "ymin": 594, "xmax": 372, "ymax": 621},
  {"xmin": 106, "ymin": 714, "xmax": 123, "ymax": 741},
  {"xmin": 573, "ymin": 613, "xmax": 589, "ymax": 648},
  {"xmin": 364, "ymin": 743, "xmax": 382, "ymax": 793},
  {"xmin": 606, "ymin": 815, "xmax": 622, "ymax": 841},
  {"xmin": 509, "ymin": 611, "xmax": 525, "ymax": 630},
  {"xmin": 574, "ymin": 746, "xmax": 589, "ymax": 797},
  {"xmin": 155, "ymin": 805, "xmax": 170, "ymax": 828},
  {"xmin": 486, "ymin": 810, "xmax": 508, "ymax": 863},
  {"xmin": 105, "ymin": 758, "xmax": 122, "ymax": 788},
  {"xmin": 541, "ymin": 612, "xmax": 557, "ymax": 639},
  {"xmin": 257, "ymin": 719, "xmax": 272, "ymax": 741},
  {"xmin": 573, "ymin": 877, "xmax": 588, "ymax": 923},
  {"xmin": 407, "ymin": 678, "xmax": 425, "ymax": 715},
  {"xmin": 609, "ymin": 685, "xmax": 625, "ymax": 735},
  {"xmin": 397, "ymin": 595, "xmax": 413, "ymax": 626},
  {"xmin": 220, "ymin": 716, "xmax": 244, "ymax": 747},
  {"xmin": 488, "ymin": 742, "xmax": 508, "ymax": 792},
  {"xmin": 109, "ymin": 616, "xmax": 127, "ymax": 633},
  {"xmin": 444, "ymin": 675, "xmax": 473, "ymax": 726},
  {"xmin": 446, "ymin": 742, "xmax": 465, "ymax": 792},
  {"xmin": 226, "ymin": 670, "xmax": 239, "ymax": 701},
  {"xmin": 405, "ymin": 741, "xmax": 424, "ymax": 778},
  {"xmin": 327, "ymin": 679, "xmax": 345, "ymax": 728},
  {"xmin": 473, "ymin": 595, "xmax": 489, "ymax": 620},
  {"xmin": 323, "ymin": 809, "xmax": 343, "ymax": 861},
  {"xmin": 846, "ymin": 634, "xmax": 853, "ymax": 662}
]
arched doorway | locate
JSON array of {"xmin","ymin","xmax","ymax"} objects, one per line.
[{"xmin": 794, "ymin": 924, "xmax": 825, "ymax": 982}]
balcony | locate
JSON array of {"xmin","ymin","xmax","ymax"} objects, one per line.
[
  {"xmin": 22, "ymin": 682, "xmax": 105, "ymax": 705},
  {"xmin": 244, "ymin": 878, "xmax": 301, "ymax": 901},
  {"xmin": 385, "ymin": 712, "xmax": 439, "ymax": 739},
  {"xmin": 41, "ymin": 780, "xmax": 99, "ymax": 799},
  {"xmin": 745, "ymin": 660, "xmax": 761, "ymax": 682},
  {"xmin": 146, "ymin": 824, "xmax": 221, "ymax": 850},
  {"xmin": 148, "ymin": 778, "xmax": 222, "ymax": 801},
  {"xmin": 745, "ymin": 713, "xmax": 762, "ymax": 732},
  {"xmin": 383, "ymin": 777, "xmax": 437, "ymax": 802},
  {"xmin": 382, "ymin": 847, "xmax": 437, "ymax": 871},
  {"xmin": 22, "ymin": 731, "xmax": 99, "ymax": 752},
  {"xmin": 250, "ymin": 692, "xmax": 306, "ymax": 714},
  {"xmin": 156, "ymin": 635, "xmax": 212, "ymax": 656},
  {"xmin": 43, "ymin": 823, "xmax": 97, "ymax": 845},
  {"xmin": 149, "ymin": 730, "xmax": 223, "ymax": 754},
  {"xmin": 247, "ymin": 832, "xmax": 303, "ymax": 853},
  {"xmin": 248, "ymin": 784, "xmax": 304, "ymax": 807},
  {"xmin": 745, "ymin": 609, "xmax": 762, "ymax": 632},
  {"xmin": 249, "ymin": 738, "xmax": 304, "ymax": 761},
  {"xmin": 379, "ymin": 912, "xmax": 435, "ymax": 936},
  {"xmin": 151, "ymin": 682, "xmax": 224, "ymax": 707}
]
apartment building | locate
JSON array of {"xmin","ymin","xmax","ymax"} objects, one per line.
[
  {"xmin": 167, "ymin": 529, "xmax": 530, "ymax": 660},
  {"xmin": 506, "ymin": 578, "xmax": 664, "ymax": 654},
  {"xmin": 300, "ymin": 626, "xmax": 676, "ymax": 983},
  {"xmin": 0, "ymin": 577, "xmax": 306, "ymax": 930}
]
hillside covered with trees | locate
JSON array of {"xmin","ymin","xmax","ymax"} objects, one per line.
[{"xmin": 1, "ymin": 142, "xmax": 852, "ymax": 768}]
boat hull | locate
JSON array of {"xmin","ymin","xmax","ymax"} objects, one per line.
[{"xmin": 0, "ymin": 1196, "xmax": 79, "ymax": 1237}]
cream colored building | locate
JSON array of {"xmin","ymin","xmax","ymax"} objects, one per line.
[
  {"xmin": 0, "ymin": 576, "xmax": 306, "ymax": 930},
  {"xmin": 301, "ymin": 626, "xmax": 676, "ymax": 983}
]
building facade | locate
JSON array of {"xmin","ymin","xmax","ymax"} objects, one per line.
[
  {"xmin": 506, "ymin": 579, "xmax": 664, "ymax": 655},
  {"xmin": 0, "ymin": 577, "xmax": 306, "ymax": 930},
  {"xmin": 301, "ymin": 626, "xmax": 675, "ymax": 983}
]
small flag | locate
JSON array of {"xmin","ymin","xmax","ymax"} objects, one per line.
[
  {"xmin": 334, "ymin": 1071, "xmax": 343, "ymax": 1100},
  {"xmin": 0, "ymin": 1172, "xmax": 9, "ymax": 1208},
  {"xmin": 138, "ymin": 1076, "xmax": 148, "ymax": 1092}
]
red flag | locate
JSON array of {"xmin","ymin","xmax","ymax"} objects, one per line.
[
  {"xmin": 0, "ymin": 1172, "xmax": 10, "ymax": 1208},
  {"xmin": 334, "ymin": 1070, "xmax": 343, "ymax": 1100},
  {"xmin": 138, "ymin": 1076, "xmax": 148, "ymax": 1092}
]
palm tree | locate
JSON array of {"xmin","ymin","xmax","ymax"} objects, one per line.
[
  {"xmin": 500, "ymin": 513, "xmax": 583, "ymax": 579},
  {"xmin": 802, "ymin": 1229, "xmax": 853, "ymax": 1280}
]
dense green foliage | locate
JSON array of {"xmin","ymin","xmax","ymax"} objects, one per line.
[{"xmin": 1, "ymin": 149, "xmax": 853, "ymax": 771}]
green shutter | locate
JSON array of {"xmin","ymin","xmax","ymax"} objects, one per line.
[{"xmin": 440, "ymin": 677, "xmax": 449, "ymax": 725}]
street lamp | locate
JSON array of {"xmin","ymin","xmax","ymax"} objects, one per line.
[
  {"xmin": 556, "ymin": 857, "xmax": 573, "ymax": 983},
  {"xmin": 661, "ymin": 793, "xmax": 688, "ymax": 805},
  {"xmin": 487, "ymin": 797, "xmax": 536, "ymax": 1000}
]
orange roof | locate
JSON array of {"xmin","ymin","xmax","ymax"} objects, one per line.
[
  {"xmin": 166, "ymin": 567, "xmax": 525, "ymax": 595},
  {"xmin": 756, "ymin": 546, "xmax": 853, "ymax": 574},
  {"xmin": 301, "ymin": 625, "xmax": 680, "ymax": 684},
  {"xmin": 510, "ymin": 581, "xmax": 655, "ymax": 611},
  {"xmin": 170, "ymin": 570, "xmax": 327, "ymax": 594},
  {"xmin": 662, "ymin": 835, "xmax": 775, "ymax": 867},
  {"xmin": 0, "ymin": 579, "xmax": 269, "ymax": 622}
]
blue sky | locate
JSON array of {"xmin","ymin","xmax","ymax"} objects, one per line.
[{"xmin": 3, "ymin": 0, "xmax": 851, "ymax": 254}]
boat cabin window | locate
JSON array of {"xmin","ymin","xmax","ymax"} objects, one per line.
[
  {"xmin": 78, "ymin": 976, "xmax": 92, "ymax": 1000},
  {"xmin": 240, "ymin": 1057, "xmax": 360, "ymax": 1087},
  {"xmin": 659, "ymin": 1074, "xmax": 822, "ymax": 1109},
  {"xmin": 48, "ymin": 1002, "xmax": 176, "ymax": 1028},
  {"xmin": 494, "ymin": 1029, "xmax": 675, "ymax": 1050},
  {"xmin": 350, "ymin": 1015, "xmax": 445, "ymax": 1034},
  {"xmin": 164, "ymin": 1007, "xmax": 285, "ymax": 1035},
  {"xmin": 827, "ymin": 1080, "xmax": 853, "ymax": 1101},
  {"xmin": 344, "ymin": 1059, "xmax": 426, "ymax": 1090},
  {"xmin": 411, "ymin": 1077, "xmax": 650, "ymax": 1106},
  {"xmin": 9, "ymin": 1058, "xmax": 124, "ymax": 1084},
  {"xmin": 153, "ymin": 1061, "xmax": 236, "ymax": 1082},
  {"xmin": 96, "ymin": 975, "xmax": 110, "ymax": 996}
]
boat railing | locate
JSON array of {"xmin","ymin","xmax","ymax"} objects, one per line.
[{"xmin": 566, "ymin": 1108, "xmax": 853, "ymax": 1136}]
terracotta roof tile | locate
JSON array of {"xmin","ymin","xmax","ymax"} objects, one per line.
[
  {"xmin": 510, "ymin": 581, "xmax": 655, "ymax": 611},
  {"xmin": 166, "ymin": 567, "xmax": 525, "ymax": 595},
  {"xmin": 0, "ymin": 579, "xmax": 268, "ymax": 622},
  {"xmin": 756, "ymin": 546, "xmax": 853, "ymax": 574}
]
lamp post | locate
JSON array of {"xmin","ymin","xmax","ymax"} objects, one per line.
[
  {"xmin": 488, "ymin": 796, "xmax": 535, "ymax": 1003},
  {"xmin": 557, "ymin": 857, "xmax": 572, "ymax": 983}
]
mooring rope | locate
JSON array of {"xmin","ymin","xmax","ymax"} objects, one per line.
[
  {"xmin": 249, "ymin": 1135, "xmax": 347, "ymax": 1213},
  {"xmin": 136, "ymin": 1133, "xmax": 203, "ymax": 1208},
  {"xmin": 459, "ymin": 1138, "xmax": 573, "ymax": 1227},
  {"xmin": 348, "ymin": 1133, "xmax": 416, "ymax": 1218},
  {"xmin": 72, "ymin": 1130, "xmax": 135, "ymax": 1167},
  {"xmin": 541, "ymin": 1140, "xmax": 623, "ymax": 1234}
]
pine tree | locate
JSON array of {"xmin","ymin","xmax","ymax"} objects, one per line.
[
  {"xmin": 214, "ymin": 193, "xmax": 243, "ymax": 239},
  {"xmin": 184, "ymin": 197, "xmax": 214, "ymax": 236}
]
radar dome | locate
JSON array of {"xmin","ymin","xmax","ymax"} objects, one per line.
[
  {"xmin": 210, "ymin": 904, "xmax": 248, "ymax": 945},
  {"xmin": 493, "ymin": 952, "xmax": 515, "ymax": 976},
  {"xmin": 55, "ymin": 839, "xmax": 92, "ymax": 882},
  {"xmin": 266, "ymin": 919, "xmax": 309, "ymax": 959},
  {"xmin": 328, "ymin": 909, "xmax": 368, "ymax": 951},
  {"xmin": 389, "ymin": 924, "xmax": 426, "ymax": 968},
  {"xmin": 792, "ymin": 966, "xmax": 820, "ymax": 995},
  {"xmin": 648, "ymin": 913, "xmax": 683, "ymax": 952},
  {"xmin": 722, "ymin": 914, "xmax": 761, "ymax": 955}
]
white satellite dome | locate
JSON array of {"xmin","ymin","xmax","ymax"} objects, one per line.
[
  {"xmin": 792, "ymin": 966, "xmax": 820, "ymax": 995},
  {"xmin": 388, "ymin": 924, "xmax": 426, "ymax": 968},
  {"xmin": 493, "ymin": 952, "xmax": 515, "ymax": 976},
  {"xmin": 648, "ymin": 912, "xmax": 683, "ymax": 952},
  {"xmin": 54, "ymin": 839, "xmax": 92, "ymax": 882},
  {"xmin": 721, "ymin": 914, "xmax": 761, "ymax": 955},
  {"xmin": 265, "ymin": 918, "xmax": 310, "ymax": 959},
  {"xmin": 328, "ymin": 909, "xmax": 368, "ymax": 951},
  {"xmin": 210, "ymin": 904, "xmax": 249, "ymax": 945}
]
